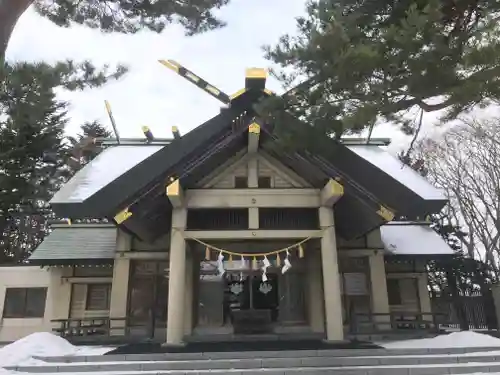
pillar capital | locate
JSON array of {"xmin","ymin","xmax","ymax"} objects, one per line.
[
  {"xmin": 321, "ymin": 179, "xmax": 344, "ymax": 206},
  {"xmin": 166, "ymin": 179, "xmax": 185, "ymax": 208}
]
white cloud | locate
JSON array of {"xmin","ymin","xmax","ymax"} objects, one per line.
[
  {"xmin": 6, "ymin": 0, "xmax": 306, "ymax": 137},
  {"xmin": 7, "ymin": 1, "xmax": 498, "ymax": 150}
]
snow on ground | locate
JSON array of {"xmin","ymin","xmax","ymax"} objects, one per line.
[
  {"xmin": 1, "ymin": 332, "xmax": 500, "ymax": 374},
  {"xmin": 0, "ymin": 332, "xmax": 113, "ymax": 368},
  {"xmin": 381, "ymin": 331, "xmax": 500, "ymax": 349}
]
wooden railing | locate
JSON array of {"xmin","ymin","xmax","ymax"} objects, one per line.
[
  {"xmin": 349, "ymin": 312, "xmax": 449, "ymax": 334},
  {"xmin": 53, "ymin": 312, "xmax": 450, "ymax": 342},
  {"xmin": 51, "ymin": 317, "xmax": 128, "ymax": 338}
]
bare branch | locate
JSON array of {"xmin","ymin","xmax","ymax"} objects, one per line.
[{"xmin": 415, "ymin": 117, "xmax": 500, "ymax": 272}]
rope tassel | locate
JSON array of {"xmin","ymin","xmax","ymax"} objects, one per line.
[{"xmin": 205, "ymin": 246, "xmax": 211, "ymax": 260}]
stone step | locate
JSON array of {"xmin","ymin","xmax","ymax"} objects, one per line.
[
  {"xmin": 10, "ymin": 354, "xmax": 500, "ymax": 373},
  {"xmin": 33, "ymin": 346, "xmax": 500, "ymax": 363},
  {"xmin": 6, "ymin": 362, "xmax": 500, "ymax": 375}
]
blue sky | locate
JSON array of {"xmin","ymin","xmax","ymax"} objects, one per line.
[{"xmin": 6, "ymin": 0, "xmax": 475, "ymax": 151}]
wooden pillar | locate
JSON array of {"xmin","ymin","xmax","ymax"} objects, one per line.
[
  {"xmin": 307, "ymin": 249, "xmax": 325, "ymax": 333},
  {"xmin": 184, "ymin": 249, "xmax": 194, "ymax": 335},
  {"xmin": 109, "ymin": 230, "xmax": 132, "ymax": 335},
  {"xmin": 319, "ymin": 207, "xmax": 344, "ymax": 341},
  {"xmin": 165, "ymin": 208, "xmax": 187, "ymax": 346},
  {"xmin": 369, "ymin": 251, "xmax": 390, "ymax": 329}
]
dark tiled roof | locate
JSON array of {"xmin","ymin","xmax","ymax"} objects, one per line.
[{"xmin": 29, "ymin": 225, "xmax": 116, "ymax": 263}]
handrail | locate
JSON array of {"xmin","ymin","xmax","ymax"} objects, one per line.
[
  {"xmin": 50, "ymin": 317, "xmax": 138, "ymax": 339},
  {"xmin": 349, "ymin": 311, "xmax": 449, "ymax": 334}
]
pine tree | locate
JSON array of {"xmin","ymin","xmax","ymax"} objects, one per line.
[
  {"xmin": 0, "ymin": 0, "xmax": 231, "ymax": 65},
  {"xmin": 0, "ymin": 61, "xmax": 123, "ymax": 263},
  {"xmin": 264, "ymin": 0, "xmax": 500, "ymax": 139},
  {"xmin": 67, "ymin": 121, "xmax": 111, "ymax": 172}
]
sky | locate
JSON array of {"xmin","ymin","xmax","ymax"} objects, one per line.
[{"xmin": 6, "ymin": 0, "xmax": 497, "ymax": 152}]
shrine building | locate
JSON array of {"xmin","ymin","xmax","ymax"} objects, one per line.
[{"xmin": 0, "ymin": 62, "xmax": 454, "ymax": 345}]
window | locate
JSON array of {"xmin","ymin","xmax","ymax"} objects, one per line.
[
  {"xmin": 234, "ymin": 176, "xmax": 247, "ymax": 188},
  {"xmin": 258, "ymin": 176, "xmax": 272, "ymax": 188},
  {"xmin": 3, "ymin": 288, "xmax": 47, "ymax": 318},
  {"xmin": 86, "ymin": 284, "xmax": 111, "ymax": 310},
  {"xmin": 387, "ymin": 279, "xmax": 402, "ymax": 305},
  {"xmin": 73, "ymin": 267, "xmax": 113, "ymax": 277}
]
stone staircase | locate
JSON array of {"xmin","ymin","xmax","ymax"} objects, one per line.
[{"xmin": 7, "ymin": 347, "xmax": 500, "ymax": 374}]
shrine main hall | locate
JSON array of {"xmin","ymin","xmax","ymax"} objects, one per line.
[{"xmin": 1, "ymin": 64, "xmax": 453, "ymax": 345}]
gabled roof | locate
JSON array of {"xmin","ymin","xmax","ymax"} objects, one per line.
[{"xmin": 49, "ymin": 83, "xmax": 447, "ymax": 241}]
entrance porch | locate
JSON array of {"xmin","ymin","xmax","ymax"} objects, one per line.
[{"xmin": 50, "ymin": 244, "xmax": 438, "ymax": 345}]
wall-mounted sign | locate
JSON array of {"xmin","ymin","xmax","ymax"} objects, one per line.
[{"xmin": 343, "ymin": 273, "xmax": 368, "ymax": 296}]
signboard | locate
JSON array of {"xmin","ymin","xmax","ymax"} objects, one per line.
[{"xmin": 343, "ymin": 273, "xmax": 368, "ymax": 296}]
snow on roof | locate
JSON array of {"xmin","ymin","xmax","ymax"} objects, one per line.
[
  {"xmin": 380, "ymin": 223, "xmax": 454, "ymax": 256},
  {"xmin": 347, "ymin": 145, "xmax": 445, "ymax": 200},
  {"xmin": 51, "ymin": 145, "xmax": 163, "ymax": 203}
]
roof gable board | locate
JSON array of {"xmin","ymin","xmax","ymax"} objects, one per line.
[{"xmin": 199, "ymin": 150, "xmax": 312, "ymax": 189}]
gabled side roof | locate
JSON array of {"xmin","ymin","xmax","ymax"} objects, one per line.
[
  {"xmin": 51, "ymin": 145, "xmax": 163, "ymax": 204},
  {"xmin": 29, "ymin": 224, "xmax": 116, "ymax": 266},
  {"xmin": 50, "ymin": 107, "xmax": 243, "ymax": 219},
  {"xmin": 381, "ymin": 222, "xmax": 454, "ymax": 256}
]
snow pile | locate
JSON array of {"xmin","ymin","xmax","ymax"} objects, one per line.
[
  {"xmin": 0, "ymin": 332, "xmax": 112, "ymax": 367},
  {"xmin": 382, "ymin": 331, "xmax": 500, "ymax": 349}
]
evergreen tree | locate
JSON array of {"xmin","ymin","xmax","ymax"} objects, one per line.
[
  {"xmin": 0, "ymin": 61, "xmax": 123, "ymax": 263},
  {"xmin": 67, "ymin": 121, "xmax": 111, "ymax": 172},
  {"xmin": 0, "ymin": 0, "xmax": 231, "ymax": 65},
  {"xmin": 264, "ymin": 0, "xmax": 500, "ymax": 139}
]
